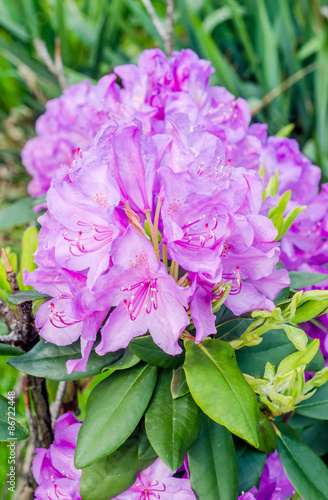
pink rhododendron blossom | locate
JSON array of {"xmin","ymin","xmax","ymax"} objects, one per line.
[
  {"xmin": 32, "ymin": 412, "xmax": 82, "ymax": 500},
  {"xmin": 22, "ymin": 49, "xmax": 252, "ymax": 197},
  {"xmin": 22, "ymin": 76, "xmax": 122, "ymax": 197},
  {"xmin": 113, "ymin": 457, "xmax": 196, "ymax": 500},
  {"xmin": 25, "ymin": 110, "xmax": 288, "ymax": 368},
  {"xmin": 89, "ymin": 227, "xmax": 190, "ymax": 355}
]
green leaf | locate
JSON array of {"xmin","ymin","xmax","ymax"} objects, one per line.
[
  {"xmin": 138, "ymin": 423, "xmax": 157, "ymax": 461},
  {"xmin": 184, "ymin": 338, "xmax": 259, "ymax": 447},
  {"xmin": 171, "ymin": 366, "xmax": 189, "ymax": 399},
  {"xmin": 145, "ymin": 369, "xmax": 201, "ymax": 471},
  {"xmin": 216, "ymin": 318, "xmax": 254, "ymax": 342},
  {"xmin": 80, "ymin": 434, "xmax": 154, "ymax": 500},
  {"xmin": 235, "ymin": 438, "xmax": 266, "ymax": 495},
  {"xmin": 236, "ymin": 329, "xmax": 324, "ymax": 377},
  {"xmin": 0, "ymin": 198, "xmax": 38, "ymax": 230},
  {"xmin": 129, "ymin": 335, "xmax": 184, "ymax": 368},
  {"xmin": 0, "ymin": 343, "xmax": 23, "ymax": 356},
  {"xmin": 188, "ymin": 414, "xmax": 238, "ymax": 500},
  {"xmin": 0, "ymin": 395, "xmax": 29, "ymax": 441},
  {"xmin": 7, "ymin": 339, "xmax": 124, "ymax": 381},
  {"xmin": 283, "ymin": 324, "xmax": 308, "ymax": 351},
  {"xmin": 300, "ymin": 420, "xmax": 328, "ymax": 457},
  {"xmin": 295, "ymin": 382, "xmax": 328, "ymax": 419},
  {"xmin": 18, "ymin": 226, "xmax": 38, "ymax": 290},
  {"xmin": 75, "ymin": 364, "xmax": 158, "ymax": 468},
  {"xmin": 278, "ymin": 206, "xmax": 306, "ymax": 240},
  {"xmin": 102, "ymin": 348, "xmax": 140, "ymax": 373},
  {"xmin": 289, "ymin": 271, "xmax": 328, "ymax": 290},
  {"xmin": 277, "ymin": 433, "xmax": 328, "ymax": 500},
  {"xmin": 7, "ymin": 290, "xmax": 50, "ymax": 305},
  {"xmin": 257, "ymin": 410, "xmax": 277, "ymax": 454}
]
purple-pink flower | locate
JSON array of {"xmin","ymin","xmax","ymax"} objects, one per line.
[
  {"xmin": 239, "ymin": 451, "xmax": 298, "ymax": 500},
  {"xmin": 25, "ymin": 110, "xmax": 288, "ymax": 369},
  {"xmin": 32, "ymin": 412, "xmax": 82, "ymax": 500},
  {"xmin": 113, "ymin": 457, "xmax": 196, "ymax": 500}
]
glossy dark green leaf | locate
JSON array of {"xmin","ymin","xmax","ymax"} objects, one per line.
[
  {"xmin": 129, "ymin": 335, "xmax": 184, "ymax": 368},
  {"xmin": 300, "ymin": 420, "xmax": 328, "ymax": 457},
  {"xmin": 138, "ymin": 423, "xmax": 157, "ymax": 461},
  {"xmin": 257, "ymin": 410, "xmax": 277, "ymax": 454},
  {"xmin": 215, "ymin": 318, "xmax": 254, "ymax": 342},
  {"xmin": 80, "ymin": 434, "xmax": 154, "ymax": 500},
  {"xmin": 184, "ymin": 338, "xmax": 259, "ymax": 447},
  {"xmin": 102, "ymin": 348, "xmax": 140, "ymax": 373},
  {"xmin": 235, "ymin": 438, "xmax": 266, "ymax": 495},
  {"xmin": 75, "ymin": 364, "xmax": 158, "ymax": 468},
  {"xmin": 7, "ymin": 339, "xmax": 124, "ymax": 381},
  {"xmin": 274, "ymin": 287, "xmax": 290, "ymax": 304},
  {"xmin": 0, "ymin": 395, "xmax": 29, "ymax": 441},
  {"xmin": 7, "ymin": 290, "xmax": 49, "ymax": 304},
  {"xmin": 171, "ymin": 366, "xmax": 189, "ymax": 399},
  {"xmin": 289, "ymin": 271, "xmax": 328, "ymax": 290},
  {"xmin": 188, "ymin": 414, "xmax": 238, "ymax": 500},
  {"xmin": 295, "ymin": 382, "xmax": 328, "ymax": 419},
  {"xmin": 145, "ymin": 369, "xmax": 201, "ymax": 471},
  {"xmin": 0, "ymin": 344, "xmax": 23, "ymax": 356},
  {"xmin": 278, "ymin": 433, "xmax": 328, "ymax": 500},
  {"xmin": 236, "ymin": 329, "xmax": 324, "ymax": 377}
]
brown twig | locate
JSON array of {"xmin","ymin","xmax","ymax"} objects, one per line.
[
  {"xmin": 51, "ymin": 381, "xmax": 68, "ymax": 428},
  {"xmin": 1, "ymin": 249, "xmax": 39, "ymax": 351},
  {"xmin": 165, "ymin": 0, "xmax": 175, "ymax": 56},
  {"xmin": 0, "ymin": 249, "xmax": 53, "ymax": 499},
  {"xmin": 140, "ymin": 0, "xmax": 166, "ymax": 45},
  {"xmin": 34, "ymin": 38, "xmax": 67, "ymax": 90},
  {"xmin": 251, "ymin": 62, "xmax": 318, "ymax": 116}
]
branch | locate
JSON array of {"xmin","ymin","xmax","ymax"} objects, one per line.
[
  {"xmin": 0, "ymin": 250, "xmax": 53, "ymax": 498},
  {"xmin": 34, "ymin": 38, "xmax": 67, "ymax": 90},
  {"xmin": 251, "ymin": 62, "xmax": 317, "ymax": 116},
  {"xmin": 165, "ymin": 0, "xmax": 175, "ymax": 56},
  {"xmin": 51, "ymin": 381, "xmax": 67, "ymax": 428},
  {"xmin": 140, "ymin": 0, "xmax": 166, "ymax": 43},
  {"xmin": 0, "ymin": 250, "xmax": 39, "ymax": 351}
]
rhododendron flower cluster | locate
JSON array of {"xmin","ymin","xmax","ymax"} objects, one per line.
[
  {"xmin": 32, "ymin": 412, "xmax": 82, "ymax": 500},
  {"xmin": 25, "ymin": 112, "xmax": 288, "ymax": 371},
  {"xmin": 21, "ymin": 47, "xmax": 328, "ymax": 500}
]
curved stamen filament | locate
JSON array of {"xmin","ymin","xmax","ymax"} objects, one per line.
[
  {"xmin": 136, "ymin": 480, "xmax": 166, "ymax": 500},
  {"xmin": 49, "ymin": 303, "xmax": 80, "ymax": 329},
  {"xmin": 194, "ymin": 157, "xmax": 231, "ymax": 182},
  {"xmin": 177, "ymin": 216, "xmax": 217, "ymax": 250},
  {"xmin": 223, "ymin": 266, "xmax": 241, "ymax": 295},
  {"xmin": 63, "ymin": 220, "xmax": 113, "ymax": 256},
  {"xmin": 121, "ymin": 279, "xmax": 158, "ymax": 321}
]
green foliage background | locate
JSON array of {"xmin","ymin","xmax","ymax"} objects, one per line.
[{"xmin": 0, "ymin": 0, "xmax": 328, "ymax": 498}]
